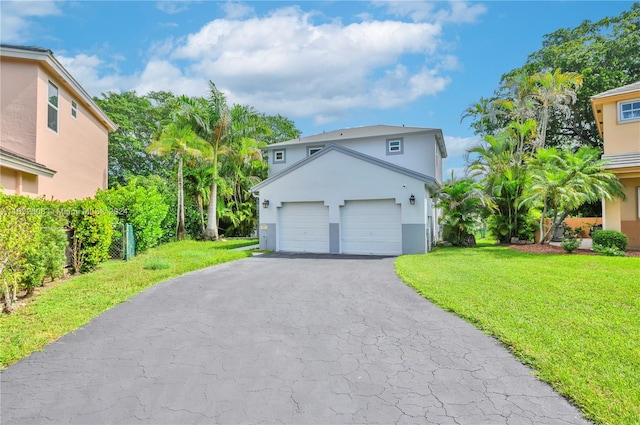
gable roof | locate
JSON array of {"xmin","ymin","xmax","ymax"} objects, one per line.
[
  {"xmin": 268, "ymin": 124, "xmax": 447, "ymax": 158},
  {"xmin": 251, "ymin": 143, "xmax": 440, "ymax": 192},
  {"xmin": 591, "ymin": 81, "xmax": 640, "ymax": 99},
  {"xmin": 0, "ymin": 44, "xmax": 117, "ymax": 132}
]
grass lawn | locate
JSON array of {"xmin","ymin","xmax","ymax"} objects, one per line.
[
  {"xmin": 0, "ymin": 239, "xmax": 256, "ymax": 368},
  {"xmin": 395, "ymin": 241, "xmax": 640, "ymax": 425}
]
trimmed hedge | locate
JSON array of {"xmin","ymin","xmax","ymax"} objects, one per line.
[{"xmin": 592, "ymin": 229, "xmax": 627, "ymax": 252}]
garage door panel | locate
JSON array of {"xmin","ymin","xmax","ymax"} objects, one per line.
[
  {"xmin": 341, "ymin": 199, "xmax": 402, "ymax": 255},
  {"xmin": 279, "ymin": 202, "xmax": 329, "ymax": 253}
]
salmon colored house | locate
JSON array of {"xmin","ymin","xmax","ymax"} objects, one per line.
[
  {"xmin": 0, "ymin": 45, "xmax": 117, "ymax": 201},
  {"xmin": 591, "ymin": 81, "xmax": 640, "ymax": 249}
]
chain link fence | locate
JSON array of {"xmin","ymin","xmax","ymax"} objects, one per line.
[{"xmin": 109, "ymin": 223, "xmax": 135, "ymax": 260}]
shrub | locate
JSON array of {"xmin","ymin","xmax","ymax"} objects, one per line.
[
  {"xmin": 96, "ymin": 177, "xmax": 170, "ymax": 252},
  {"xmin": 592, "ymin": 229, "xmax": 627, "ymax": 252},
  {"xmin": 561, "ymin": 237, "xmax": 581, "ymax": 253},
  {"xmin": 0, "ymin": 195, "xmax": 67, "ymax": 310},
  {"xmin": 593, "ymin": 244, "xmax": 626, "ymax": 257},
  {"xmin": 65, "ymin": 198, "xmax": 116, "ymax": 273}
]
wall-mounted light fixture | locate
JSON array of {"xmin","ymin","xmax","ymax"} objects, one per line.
[
  {"xmin": 409, "ymin": 194, "xmax": 416, "ymax": 205},
  {"xmin": 262, "ymin": 199, "xmax": 270, "ymax": 208}
]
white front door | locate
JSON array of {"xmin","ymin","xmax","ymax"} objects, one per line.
[
  {"xmin": 279, "ymin": 202, "xmax": 330, "ymax": 253},
  {"xmin": 341, "ymin": 199, "xmax": 402, "ymax": 255}
]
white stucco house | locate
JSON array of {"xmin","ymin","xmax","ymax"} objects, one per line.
[{"xmin": 251, "ymin": 125, "xmax": 447, "ymax": 255}]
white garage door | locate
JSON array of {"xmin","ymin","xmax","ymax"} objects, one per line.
[
  {"xmin": 279, "ymin": 202, "xmax": 329, "ymax": 253},
  {"xmin": 341, "ymin": 199, "xmax": 402, "ymax": 255}
]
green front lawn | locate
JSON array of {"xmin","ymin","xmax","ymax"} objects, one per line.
[
  {"xmin": 395, "ymin": 242, "xmax": 640, "ymax": 425},
  {"xmin": 0, "ymin": 239, "xmax": 256, "ymax": 368}
]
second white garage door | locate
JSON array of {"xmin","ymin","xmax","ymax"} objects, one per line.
[
  {"xmin": 341, "ymin": 199, "xmax": 402, "ymax": 255},
  {"xmin": 279, "ymin": 202, "xmax": 329, "ymax": 253}
]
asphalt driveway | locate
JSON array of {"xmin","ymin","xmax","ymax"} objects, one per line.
[{"xmin": 1, "ymin": 254, "xmax": 586, "ymax": 424}]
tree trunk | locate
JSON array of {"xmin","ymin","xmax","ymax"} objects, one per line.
[
  {"xmin": 205, "ymin": 182, "xmax": 219, "ymax": 240},
  {"xmin": 196, "ymin": 194, "xmax": 205, "ymax": 238},
  {"xmin": 176, "ymin": 157, "xmax": 186, "ymax": 241}
]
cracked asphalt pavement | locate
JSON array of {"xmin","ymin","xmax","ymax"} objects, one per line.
[{"xmin": 1, "ymin": 254, "xmax": 587, "ymax": 424}]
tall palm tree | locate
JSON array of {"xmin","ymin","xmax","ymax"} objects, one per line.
[
  {"xmin": 177, "ymin": 82, "xmax": 231, "ymax": 240},
  {"xmin": 529, "ymin": 69, "xmax": 583, "ymax": 149},
  {"xmin": 147, "ymin": 123, "xmax": 208, "ymax": 240}
]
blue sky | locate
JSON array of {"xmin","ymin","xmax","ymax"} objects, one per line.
[{"xmin": 1, "ymin": 1, "xmax": 633, "ymax": 176}]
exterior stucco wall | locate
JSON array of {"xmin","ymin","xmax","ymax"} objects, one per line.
[
  {"xmin": 268, "ymin": 133, "xmax": 438, "ymax": 178},
  {"xmin": 257, "ymin": 150, "xmax": 434, "ymax": 254},
  {"xmin": 0, "ymin": 59, "xmax": 38, "ymax": 159},
  {"xmin": 34, "ymin": 65, "xmax": 109, "ymax": 200},
  {"xmin": 602, "ymin": 101, "xmax": 640, "ymax": 155}
]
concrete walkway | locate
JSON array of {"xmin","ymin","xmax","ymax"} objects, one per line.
[{"xmin": 1, "ymin": 255, "xmax": 587, "ymax": 424}]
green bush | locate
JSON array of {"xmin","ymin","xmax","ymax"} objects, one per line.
[
  {"xmin": 561, "ymin": 237, "xmax": 581, "ymax": 253},
  {"xmin": 0, "ymin": 195, "xmax": 67, "ymax": 310},
  {"xmin": 96, "ymin": 177, "xmax": 170, "ymax": 252},
  {"xmin": 592, "ymin": 229, "xmax": 627, "ymax": 252},
  {"xmin": 65, "ymin": 198, "xmax": 116, "ymax": 273},
  {"xmin": 592, "ymin": 244, "xmax": 626, "ymax": 257}
]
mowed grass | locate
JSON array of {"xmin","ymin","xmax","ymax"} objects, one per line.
[
  {"xmin": 395, "ymin": 242, "xmax": 640, "ymax": 425},
  {"xmin": 0, "ymin": 239, "xmax": 256, "ymax": 368}
]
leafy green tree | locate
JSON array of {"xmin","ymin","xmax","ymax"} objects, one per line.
[
  {"xmin": 436, "ymin": 176, "xmax": 489, "ymax": 247},
  {"xmin": 147, "ymin": 123, "xmax": 209, "ymax": 240},
  {"xmin": 95, "ymin": 91, "xmax": 176, "ymax": 186},
  {"xmin": 96, "ymin": 178, "xmax": 170, "ymax": 252},
  {"xmin": 501, "ymin": 3, "xmax": 640, "ymax": 148},
  {"xmin": 467, "ymin": 125, "xmax": 533, "ymax": 243}
]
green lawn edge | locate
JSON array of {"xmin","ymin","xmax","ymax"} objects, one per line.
[
  {"xmin": 0, "ymin": 239, "xmax": 256, "ymax": 368},
  {"xmin": 395, "ymin": 244, "xmax": 640, "ymax": 425}
]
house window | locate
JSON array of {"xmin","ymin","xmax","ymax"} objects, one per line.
[
  {"xmin": 619, "ymin": 99, "xmax": 640, "ymax": 123},
  {"xmin": 387, "ymin": 138, "xmax": 403, "ymax": 155},
  {"xmin": 71, "ymin": 100, "xmax": 78, "ymax": 119},
  {"xmin": 307, "ymin": 145, "xmax": 324, "ymax": 156},
  {"xmin": 273, "ymin": 149, "xmax": 286, "ymax": 164},
  {"xmin": 47, "ymin": 81, "xmax": 58, "ymax": 132},
  {"xmin": 637, "ymin": 187, "xmax": 640, "ymax": 220}
]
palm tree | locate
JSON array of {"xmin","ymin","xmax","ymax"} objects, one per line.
[
  {"xmin": 522, "ymin": 146, "xmax": 625, "ymax": 243},
  {"xmin": 177, "ymin": 83, "xmax": 231, "ymax": 240},
  {"xmin": 147, "ymin": 123, "xmax": 208, "ymax": 240},
  {"xmin": 529, "ymin": 69, "xmax": 583, "ymax": 149},
  {"xmin": 436, "ymin": 175, "xmax": 489, "ymax": 247},
  {"xmin": 467, "ymin": 127, "xmax": 530, "ymax": 243}
]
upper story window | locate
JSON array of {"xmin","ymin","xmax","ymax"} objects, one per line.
[
  {"xmin": 387, "ymin": 138, "xmax": 403, "ymax": 155},
  {"xmin": 47, "ymin": 81, "xmax": 58, "ymax": 133},
  {"xmin": 71, "ymin": 100, "xmax": 78, "ymax": 119},
  {"xmin": 273, "ymin": 149, "xmax": 286, "ymax": 164},
  {"xmin": 619, "ymin": 99, "xmax": 640, "ymax": 123},
  {"xmin": 307, "ymin": 145, "xmax": 324, "ymax": 156}
]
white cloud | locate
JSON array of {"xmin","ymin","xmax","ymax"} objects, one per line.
[
  {"xmin": 57, "ymin": 54, "xmax": 134, "ymax": 96},
  {"xmin": 374, "ymin": 1, "xmax": 486, "ymax": 24},
  {"xmin": 156, "ymin": 1, "xmax": 192, "ymax": 15},
  {"xmin": 443, "ymin": 135, "xmax": 481, "ymax": 159},
  {"xmin": 220, "ymin": 1, "xmax": 254, "ymax": 19},
  {"xmin": 161, "ymin": 6, "xmax": 449, "ymax": 120},
  {"xmin": 0, "ymin": 1, "xmax": 61, "ymax": 43},
  {"xmin": 50, "ymin": 3, "xmax": 484, "ymax": 126}
]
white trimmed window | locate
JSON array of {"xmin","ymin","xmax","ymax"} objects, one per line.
[
  {"xmin": 307, "ymin": 145, "xmax": 324, "ymax": 156},
  {"xmin": 47, "ymin": 81, "xmax": 58, "ymax": 132},
  {"xmin": 619, "ymin": 99, "xmax": 640, "ymax": 122},
  {"xmin": 71, "ymin": 100, "xmax": 78, "ymax": 119},
  {"xmin": 387, "ymin": 138, "xmax": 403, "ymax": 155},
  {"xmin": 273, "ymin": 149, "xmax": 286, "ymax": 163}
]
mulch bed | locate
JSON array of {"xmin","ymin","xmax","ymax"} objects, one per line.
[{"xmin": 505, "ymin": 243, "xmax": 640, "ymax": 257}]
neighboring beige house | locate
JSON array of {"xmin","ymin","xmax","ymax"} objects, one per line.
[
  {"xmin": 0, "ymin": 45, "xmax": 116, "ymax": 201},
  {"xmin": 591, "ymin": 81, "xmax": 640, "ymax": 249}
]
